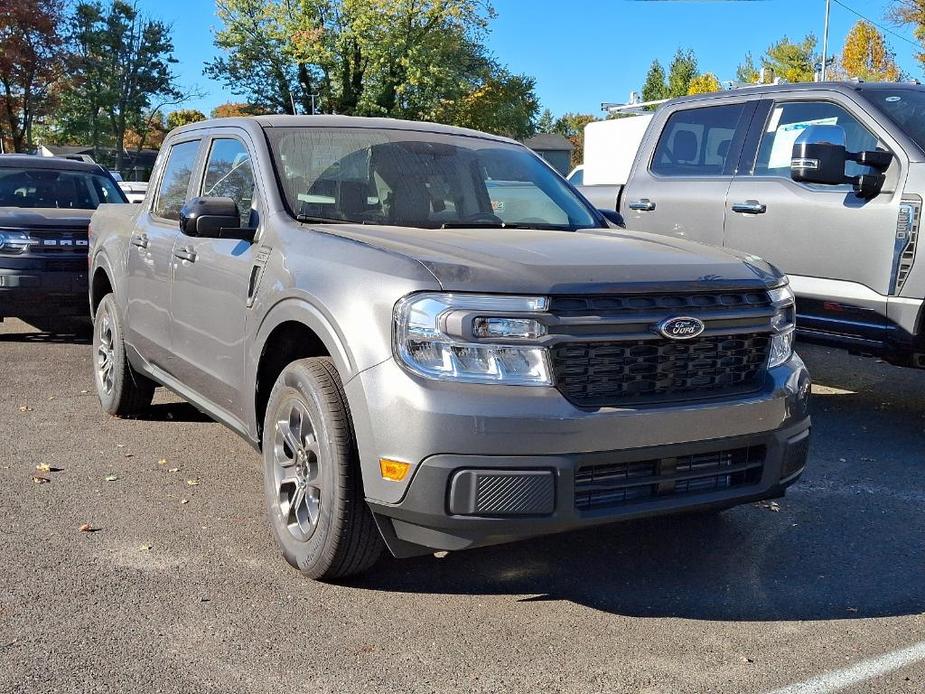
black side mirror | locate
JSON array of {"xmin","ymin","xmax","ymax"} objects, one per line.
[
  {"xmin": 598, "ymin": 208, "xmax": 625, "ymax": 227},
  {"xmin": 791, "ymin": 124, "xmax": 892, "ymax": 199},
  {"xmin": 179, "ymin": 196, "xmax": 256, "ymax": 242}
]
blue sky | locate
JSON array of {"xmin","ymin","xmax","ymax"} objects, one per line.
[{"xmin": 137, "ymin": 0, "xmax": 923, "ymax": 118}]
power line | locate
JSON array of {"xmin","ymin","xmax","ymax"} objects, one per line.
[{"xmin": 831, "ymin": 0, "xmax": 921, "ymax": 50}]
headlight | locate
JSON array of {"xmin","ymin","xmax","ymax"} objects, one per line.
[
  {"xmin": 0, "ymin": 230, "xmax": 33, "ymax": 254},
  {"xmin": 393, "ymin": 293, "xmax": 553, "ymax": 385},
  {"xmin": 767, "ymin": 281, "xmax": 796, "ymax": 368}
]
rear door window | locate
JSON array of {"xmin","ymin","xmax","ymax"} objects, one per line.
[
  {"xmin": 153, "ymin": 139, "xmax": 201, "ymax": 220},
  {"xmin": 651, "ymin": 104, "xmax": 746, "ymax": 177}
]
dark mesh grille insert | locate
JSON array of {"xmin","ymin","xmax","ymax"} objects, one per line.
[
  {"xmin": 549, "ymin": 290, "xmax": 771, "ymax": 317},
  {"xmin": 575, "ymin": 446, "xmax": 765, "ymax": 511},
  {"xmin": 552, "ymin": 334, "xmax": 771, "ymax": 407}
]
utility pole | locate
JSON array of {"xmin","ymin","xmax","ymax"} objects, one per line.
[{"xmin": 821, "ymin": 0, "xmax": 831, "ymax": 81}]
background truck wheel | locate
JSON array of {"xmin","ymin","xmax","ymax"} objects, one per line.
[
  {"xmin": 92, "ymin": 293, "xmax": 155, "ymax": 416},
  {"xmin": 263, "ymin": 357, "xmax": 383, "ymax": 580}
]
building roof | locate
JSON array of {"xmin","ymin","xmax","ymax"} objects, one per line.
[
  {"xmin": 0, "ymin": 154, "xmax": 105, "ymax": 172},
  {"xmin": 522, "ymin": 133, "xmax": 574, "ymax": 152}
]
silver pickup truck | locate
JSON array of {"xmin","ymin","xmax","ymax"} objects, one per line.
[
  {"xmin": 582, "ymin": 82, "xmax": 925, "ymax": 369},
  {"xmin": 88, "ymin": 115, "xmax": 811, "ymax": 580}
]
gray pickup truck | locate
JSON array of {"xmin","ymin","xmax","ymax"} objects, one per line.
[
  {"xmin": 88, "ymin": 115, "xmax": 811, "ymax": 580},
  {"xmin": 582, "ymin": 82, "xmax": 925, "ymax": 369}
]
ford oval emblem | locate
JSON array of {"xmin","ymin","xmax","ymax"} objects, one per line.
[{"xmin": 658, "ymin": 316, "xmax": 705, "ymax": 340}]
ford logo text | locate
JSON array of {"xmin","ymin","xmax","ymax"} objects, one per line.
[{"xmin": 658, "ymin": 316, "xmax": 706, "ymax": 340}]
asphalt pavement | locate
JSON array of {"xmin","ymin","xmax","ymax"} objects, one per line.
[{"xmin": 1, "ymin": 317, "xmax": 923, "ymax": 694}]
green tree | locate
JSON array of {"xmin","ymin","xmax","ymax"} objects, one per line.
[
  {"xmin": 735, "ymin": 53, "xmax": 762, "ymax": 84},
  {"xmin": 667, "ymin": 48, "xmax": 698, "ymax": 98},
  {"xmin": 167, "ymin": 109, "xmax": 206, "ymax": 129},
  {"xmin": 641, "ymin": 59, "xmax": 667, "ymax": 103},
  {"xmin": 0, "ymin": 0, "xmax": 70, "ymax": 152},
  {"xmin": 536, "ymin": 108, "xmax": 555, "ymax": 133},
  {"xmin": 839, "ymin": 20, "xmax": 901, "ymax": 81},
  {"xmin": 60, "ymin": 0, "xmax": 183, "ymax": 168},
  {"xmin": 688, "ymin": 73, "xmax": 722, "ymax": 95},
  {"xmin": 441, "ymin": 70, "xmax": 538, "ymax": 139},
  {"xmin": 762, "ymin": 34, "xmax": 817, "ymax": 83}
]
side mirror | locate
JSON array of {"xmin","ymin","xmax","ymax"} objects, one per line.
[
  {"xmin": 598, "ymin": 208, "xmax": 625, "ymax": 227},
  {"xmin": 791, "ymin": 124, "xmax": 893, "ymax": 199},
  {"xmin": 790, "ymin": 125, "xmax": 848, "ymax": 186},
  {"xmin": 179, "ymin": 196, "xmax": 256, "ymax": 242}
]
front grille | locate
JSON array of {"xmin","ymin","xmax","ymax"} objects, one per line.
[
  {"xmin": 574, "ymin": 446, "xmax": 765, "ymax": 511},
  {"xmin": 549, "ymin": 290, "xmax": 771, "ymax": 317},
  {"xmin": 26, "ymin": 229, "xmax": 89, "ymax": 255},
  {"xmin": 548, "ymin": 289, "xmax": 774, "ymax": 407},
  {"xmin": 552, "ymin": 334, "xmax": 771, "ymax": 407}
]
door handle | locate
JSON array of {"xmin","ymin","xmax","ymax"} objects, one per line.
[
  {"xmin": 628, "ymin": 198, "xmax": 656, "ymax": 211},
  {"xmin": 174, "ymin": 247, "xmax": 197, "ymax": 263},
  {"xmin": 130, "ymin": 233, "xmax": 148, "ymax": 249},
  {"xmin": 731, "ymin": 200, "xmax": 767, "ymax": 214}
]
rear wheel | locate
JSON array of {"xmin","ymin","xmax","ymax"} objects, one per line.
[
  {"xmin": 93, "ymin": 293, "xmax": 155, "ymax": 416},
  {"xmin": 263, "ymin": 357, "xmax": 383, "ymax": 580}
]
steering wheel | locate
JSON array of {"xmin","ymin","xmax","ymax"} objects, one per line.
[{"xmin": 460, "ymin": 212, "xmax": 504, "ymax": 224}]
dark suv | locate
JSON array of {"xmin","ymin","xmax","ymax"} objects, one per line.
[{"xmin": 0, "ymin": 154, "xmax": 127, "ymax": 332}]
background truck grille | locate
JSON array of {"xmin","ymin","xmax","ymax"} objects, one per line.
[
  {"xmin": 26, "ymin": 230, "xmax": 89, "ymax": 255},
  {"xmin": 548, "ymin": 290, "xmax": 774, "ymax": 407},
  {"xmin": 574, "ymin": 446, "xmax": 765, "ymax": 511}
]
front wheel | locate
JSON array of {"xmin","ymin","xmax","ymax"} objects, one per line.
[
  {"xmin": 263, "ymin": 357, "xmax": 383, "ymax": 580},
  {"xmin": 93, "ymin": 293, "xmax": 155, "ymax": 416}
]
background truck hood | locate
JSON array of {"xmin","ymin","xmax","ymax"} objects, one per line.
[
  {"xmin": 0, "ymin": 207, "xmax": 94, "ymax": 229},
  {"xmin": 314, "ymin": 224, "xmax": 781, "ymax": 293}
]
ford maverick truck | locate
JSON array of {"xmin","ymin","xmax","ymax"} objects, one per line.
[{"xmin": 88, "ymin": 115, "xmax": 811, "ymax": 580}]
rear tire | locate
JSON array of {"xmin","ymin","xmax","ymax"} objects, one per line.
[
  {"xmin": 263, "ymin": 357, "xmax": 383, "ymax": 580},
  {"xmin": 93, "ymin": 293, "xmax": 155, "ymax": 416}
]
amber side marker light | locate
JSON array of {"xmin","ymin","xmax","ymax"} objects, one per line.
[{"xmin": 379, "ymin": 459, "xmax": 411, "ymax": 481}]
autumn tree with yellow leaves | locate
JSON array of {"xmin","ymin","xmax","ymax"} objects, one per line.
[{"xmin": 839, "ymin": 20, "xmax": 901, "ymax": 81}]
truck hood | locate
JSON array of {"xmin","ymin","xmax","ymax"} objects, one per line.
[
  {"xmin": 313, "ymin": 224, "xmax": 781, "ymax": 294},
  {"xmin": 0, "ymin": 207, "xmax": 93, "ymax": 230}
]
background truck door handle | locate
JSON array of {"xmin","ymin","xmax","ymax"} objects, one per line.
[
  {"xmin": 628, "ymin": 199, "xmax": 656, "ymax": 211},
  {"xmin": 130, "ymin": 233, "xmax": 148, "ymax": 249},
  {"xmin": 731, "ymin": 200, "xmax": 767, "ymax": 214},
  {"xmin": 173, "ymin": 247, "xmax": 197, "ymax": 263}
]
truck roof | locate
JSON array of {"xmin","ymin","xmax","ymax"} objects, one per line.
[
  {"xmin": 169, "ymin": 114, "xmax": 519, "ymax": 145},
  {"xmin": 0, "ymin": 154, "xmax": 105, "ymax": 173},
  {"xmin": 663, "ymin": 81, "xmax": 924, "ymax": 108}
]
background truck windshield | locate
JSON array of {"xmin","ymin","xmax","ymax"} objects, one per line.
[
  {"xmin": 0, "ymin": 168, "xmax": 125, "ymax": 209},
  {"xmin": 862, "ymin": 87, "xmax": 925, "ymax": 155},
  {"xmin": 266, "ymin": 127, "xmax": 599, "ymax": 230}
]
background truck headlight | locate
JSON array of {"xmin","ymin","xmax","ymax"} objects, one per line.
[
  {"xmin": 767, "ymin": 282, "xmax": 796, "ymax": 369},
  {"xmin": 393, "ymin": 293, "xmax": 553, "ymax": 385}
]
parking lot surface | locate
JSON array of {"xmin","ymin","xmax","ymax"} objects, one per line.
[{"xmin": 1, "ymin": 317, "xmax": 923, "ymax": 694}]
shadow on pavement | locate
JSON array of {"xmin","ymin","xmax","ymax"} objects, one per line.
[{"xmin": 135, "ymin": 401, "xmax": 213, "ymax": 424}]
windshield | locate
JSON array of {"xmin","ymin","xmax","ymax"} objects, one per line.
[
  {"xmin": 266, "ymin": 127, "xmax": 600, "ymax": 230},
  {"xmin": 862, "ymin": 87, "xmax": 925, "ymax": 154},
  {"xmin": 0, "ymin": 167, "xmax": 126, "ymax": 209}
]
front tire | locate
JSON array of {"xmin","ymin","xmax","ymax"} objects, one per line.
[
  {"xmin": 93, "ymin": 293, "xmax": 155, "ymax": 416},
  {"xmin": 263, "ymin": 357, "xmax": 383, "ymax": 580}
]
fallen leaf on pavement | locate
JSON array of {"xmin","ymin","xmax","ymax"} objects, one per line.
[
  {"xmin": 35, "ymin": 463, "xmax": 52, "ymax": 472},
  {"xmin": 180, "ymin": 499, "xmax": 189, "ymax": 504},
  {"xmin": 140, "ymin": 544, "xmax": 152, "ymax": 551},
  {"xmin": 18, "ymin": 405, "xmax": 33, "ymax": 412},
  {"xmin": 78, "ymin": 523, "xmax": 93, "ymax": 532},
  {"xmin": 32, "ymin": 476, "xmax": 50, "ymax": 484},
  {"xmin": 123, "ymin": 453, "xmax": 134, "ymax": 458},
  {"xmin": 167, "ymin": 467, "xmax": 179, "ymax": 473},
  {"xmin": 158, "ymin": 459, "xmax": 168, "ymax": 465},
  {"xmin": 104, "ymin": 474, "xmax": 118, "ymax": 482},
  {"xmin": 186, "ymin": 479, "xmax": 199, "ymax": 486},
  {"xmin": 754, "ymin": 500, "xmax": 781, "ymax": 512}
]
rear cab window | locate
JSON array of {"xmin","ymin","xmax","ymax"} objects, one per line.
[{"xmin": 650, "ymin": 104, "xmax": 746, "ymax": 177}]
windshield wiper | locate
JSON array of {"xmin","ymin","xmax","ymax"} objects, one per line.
[
  {"xmin": 440, "ymin": 221, "xmax": 578, "ymax": 231},
  {"xmin": 296, "ymin": 213, "xmax": 352, "ymax": 224}
]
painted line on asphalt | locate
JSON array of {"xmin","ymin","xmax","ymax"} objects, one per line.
[{"xmin": 766, "ymin": 639, "xmax": 925, "ymax": 694}]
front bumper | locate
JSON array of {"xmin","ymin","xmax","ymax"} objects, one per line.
[
  {"xmin": 0, "ymin": 258, "xmax": 89, "ymax": 318},
  {"xmin": 347, "ymin": 353, "xmax": 812, "ymax": 557}
]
